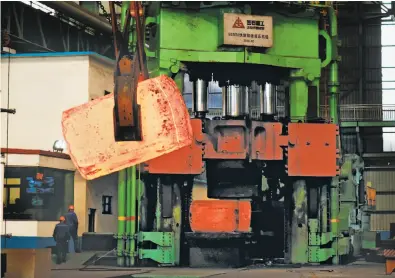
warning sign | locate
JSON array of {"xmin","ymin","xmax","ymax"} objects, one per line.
[
  {"xmin": 223, "ymin": 13, "xmax": 273, "ymax": 48},
  {"xmin": 232, "ymin": 17, "xmax": 245, "ymax": 29}
]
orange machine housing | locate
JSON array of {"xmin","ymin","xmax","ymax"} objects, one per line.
[
  {"xmin": 189, "ymin": 200, "xmax": 251, "ymax": 233},
  {"xmin": 144, "ymin": 120, "xmax": 339, "ymax": 178}
]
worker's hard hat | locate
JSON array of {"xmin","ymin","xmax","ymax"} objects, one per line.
[
  {"xmin": 68, "ymin": 205, "xmax": 74, "ymax": 210},
  {"xmin": 59, "ymin": 216, "xmax": 65, "ymax": 221}
]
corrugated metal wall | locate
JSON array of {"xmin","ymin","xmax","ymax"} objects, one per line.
[
  {"xmin": 365, "ymin": 170, "xmax": 395, "ymax": 231},
  {"xmin": 337, "ymin": 3, "xmax": 383, "ymax": 105},
  {"xmin": 337, "ymin": 3, "xmax": 383, "ymax": 153}
]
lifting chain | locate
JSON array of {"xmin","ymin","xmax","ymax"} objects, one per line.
[
  {"xmin": 97, "ymin": 1, "xmax": 112, "ymax": 24},
  {"xmin": 97, "ymin": 1, "xmax": 123, "ymax": 24},
  {"xmin": 1, "ymin": 30, "xmax": 10, "ymax": 48}
]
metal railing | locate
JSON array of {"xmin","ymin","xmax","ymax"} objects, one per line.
[{"xmin": 188, "ymin": 104, "xmax": 395, "ymax": 122}]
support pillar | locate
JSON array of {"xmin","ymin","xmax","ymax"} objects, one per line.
[
  {"xmin": 117, "ymin": 170, "xmax": 126, "ymax": 267},
  {"xmin": 172, "ymin": 182, "xmax": 182, "ymax": 265},
  {"xmin": 331, "ymin": 176, "xmax": 340, "ymax": 264},
  {"xmin": 74, "ymin": 172, "xmax": 88, "ymax": 236},
  {"xmin": 125, "ymin": 168, "xmax": 132, "ymax": 266},
  {"xmin": 289, "ymin": 77, "xmax": 308, "ymax": 121},
  {"xmin": 130, "ymin": 166, "xmax": 137, "ymax": 266},
  {"xmin": 291, "ymin": 179, "xmax": 308, "ymax": 264},
  {"xmin": 320, "ymin": 185, "xmax": 328, "ymax": 233},
  {"xmin": 328, "ymin": 6, "xmax": 341, "ymax": 265}
]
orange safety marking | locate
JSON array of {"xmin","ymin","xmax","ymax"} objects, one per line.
[
  {"xmin": 118, "ymin": 216, "xmax": 140, "ymax": 221},
  {"xmin": 330, "ymin": 219, "xmax": 339, "ymax": 223}
]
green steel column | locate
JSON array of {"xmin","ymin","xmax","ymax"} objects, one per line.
[
  {"xmin": 155, "ymin": 178, "xmax": 162, "ymax": 231},
  {"xmin": 328, "ymin": 7, "xmax": 339, "ymax": 124},
  {"xmin": 125, "ymin": 168, "xmax": 132, "ymax": 267},
  {"xmin": 320, "ymin": 185, "xmax": 328, "ymax": 233},
  {"xmin": 117, "ymin": 169, "xmax": 127, "ymax": 267},
  {"xmin": 328, "ymin": 6, "xmax": 340, "ymax": 265},
  {"xmin": 137, "ymin": 178, "xmax": 143, "ymax": 233},
  {"xmin": 289, "ymin": 77, "xmax": 308, "ymax": 121},
  {"xmin": 172, "ymin": 183, "xmax": 182, "ymax": 265},
  {"xmin": 120, "ymin": 1, "xmax": 129, "ymax": 32},
  {"xmin": 331, "ymin": 176, "xmax": 340, "ymax": 264},
  {"xmin": 291, "ymin": 179, "xmax": 308, "ymax": 264},
  {"xmin": 329, "ymin": 62, "xmax": 339, "ymax": 123},
  {"xmin": 130, "ymin": 166, "xmax": 137, "ymax": 266}
]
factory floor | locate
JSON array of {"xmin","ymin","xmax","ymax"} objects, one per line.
[{"xmin": 50, "ymin": 253, "xmax": 391, "ymax": 278}]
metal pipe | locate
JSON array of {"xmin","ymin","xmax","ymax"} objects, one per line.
[
  {"xmin": 328, "ymin": 7, "xmax": 340, "ymax": 265},
  {"xmin": 329, "ymin": 62, "xmax": 339, "ymax": 124},
  {"xmin": 243, "ymin": 86, "xmax": 250, "ymax": 115},
  {"xmin": 222, "ymin": 84, "xmax": 249, "ymax": 117},
  {"xmin": 192, "ymin": 79, "xmax": 208, "ymax": 117},
  {"xmin": 117, "ymin": 170, "xmax": 126, "ymax": 267},
  {"xmin": 43, "ymin": 1, "xmax": 112, "ymax": 34},
  {"xmin": 125, "ymin": 168, "xmax": 132, "ymax": 266},
  {"xmin": 260, "ymin": 83, "xmax": 276, "ymax": 115},
  {"xmin": 120, "ymin": 2, "xmax": 128, "ymax": 33},
  {"xmin": 365, "ymin": 166, "xmax": 395, "ymax": 170},
  {"xmin": 155, "ymin": 178, "xmax": 162, "ymax": 231},
  {"xmin": 222, "ymin": 85, "xmax": 227, "ymax": 117},
  {"xmin": 130, "ymin": 166, "xmax": 137, "ymax": 266},
  {"xmin": 330, "ymin": 177, "xmax": 340, "ymax": 264},
  {"xmin": 328, "ymin": 7, "xmax": 339, "ymax": 124}
]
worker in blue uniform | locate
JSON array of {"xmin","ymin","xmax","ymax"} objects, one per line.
[
  {"xmin": 53, "ymin": 216, "xmax": 70, "ymax": 264},
  {"xmin": 65, "ymin": 205, "xmax": 80, "ymax": 252}
]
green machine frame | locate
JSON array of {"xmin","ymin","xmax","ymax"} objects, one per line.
[{"xmin": 114, "ymin": 1, "xmax": 357, "ymax": 266}]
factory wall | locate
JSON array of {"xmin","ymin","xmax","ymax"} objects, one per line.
[
  {"xmin": 87, "ymin": 173, "xmax": 118, "ymax": 233},
  {"xmin": 85, "ymin": 54, "xmax": 118, "ymax": 234},
  {"xmin": 336, "ymin": 3, "xmax": 383, "ymax": 153},
  {"xmin": 337, "ymin": 4, "xmax": 383, "ymax": 106},
  {"xmin": 1, "ymin": 52, "xmax": 118, "ymax": 237},
  {"xmin": 88, "ymin": 56, "xmax": 114, "ymax": 100},
  {"xmin": 365, "ymin": 170, "xmax": 395, "ymax": 231},
  {"xmin": 0, "ymin": 55, "xmax": 89, "ymax": 151}
]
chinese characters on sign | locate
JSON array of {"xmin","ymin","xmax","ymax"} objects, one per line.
[
  {"xmin": 223, "ymin": 14, "xmax": 273, "ymax": 48},
  {"xmin": 246, "ymin": 20, "xmax": 265, "ymax": 30},
  {"xmin": 228, "ymin": 33, "xmax": 269, "ymax": 39}
]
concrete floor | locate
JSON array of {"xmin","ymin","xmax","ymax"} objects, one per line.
[{"xmin": 49, "ymin": 254, "xmax": 392, "ymax": 278}]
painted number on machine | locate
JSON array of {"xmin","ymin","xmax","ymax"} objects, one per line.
[{"xmin": 223, "ymin": 13, "xmax": 273, "ymax": 48}]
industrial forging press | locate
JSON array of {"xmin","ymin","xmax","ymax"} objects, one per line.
[{"xmin": 108, "ymin": 1, "xmax": 374, "ymax": 267}]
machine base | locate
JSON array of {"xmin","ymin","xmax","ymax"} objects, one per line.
[{"xmin": 185, "ymin": 232, "xmax": 252, "ymax": 268}]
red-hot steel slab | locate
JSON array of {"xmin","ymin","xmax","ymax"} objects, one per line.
[{"xmin": 62, "ymin": 75, "xmax": 192, "ymax": 180}]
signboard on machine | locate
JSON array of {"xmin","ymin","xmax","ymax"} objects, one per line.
[{"xmin": 223, "ymin": 13, "xmax": 273, "ymax": 48}]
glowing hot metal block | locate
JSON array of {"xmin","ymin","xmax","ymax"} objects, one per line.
[{"xmin": 62, "ymin": 75, "xmax": 192, "ymax": 180}]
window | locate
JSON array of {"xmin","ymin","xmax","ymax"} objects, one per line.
[
  {"xmin": 102, "ymin": 196, "xmax": 112, "ymax": 215},
  {"xmin": 3, "ymin": 178, "xmax": 21, "ymax": 207},
  {"xmin": 3, "ymin": 167, "xmax": 74, "ymax": 221}
]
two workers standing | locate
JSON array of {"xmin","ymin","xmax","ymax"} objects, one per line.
[{"xmin": 53, "ymin": 205, "xmax": 79, "ymax": 264}]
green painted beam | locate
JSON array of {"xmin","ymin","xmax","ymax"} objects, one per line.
[{"xmin": 340, "ymin": 121, "xmax": 395, "ymax": 128}]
